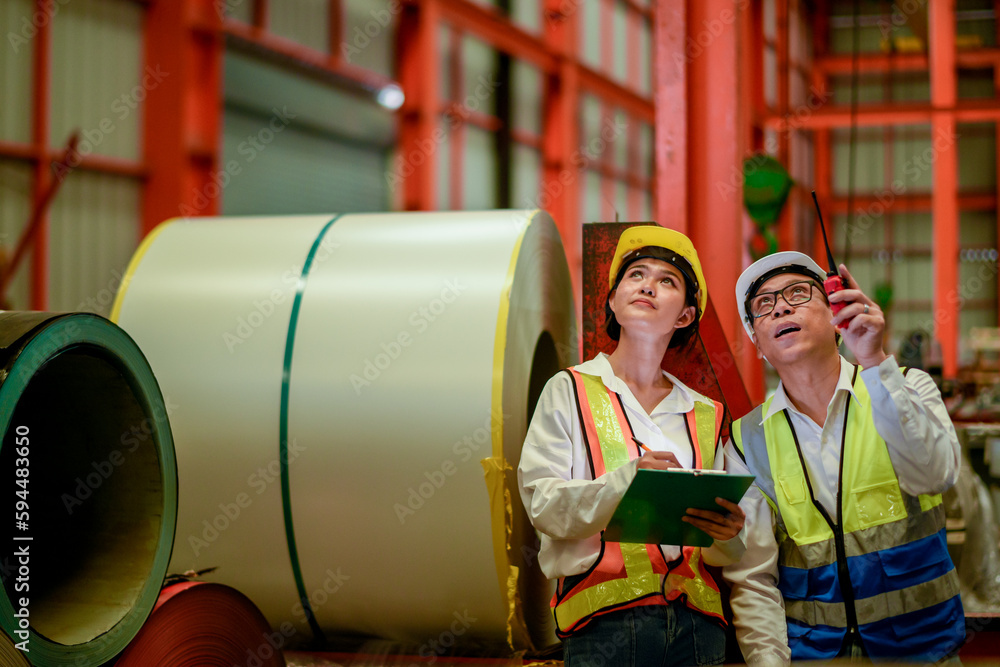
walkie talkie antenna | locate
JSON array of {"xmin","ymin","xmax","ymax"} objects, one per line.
[
  {"xmin": 811, "ymin": 190, "xmax": 838, "ymax": 277},
  {"xmin": 811, "ymin": 190, "xmax": 848, "ymax": 327}
]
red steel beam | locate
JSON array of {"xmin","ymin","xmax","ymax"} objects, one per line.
[
  {"xmin": 654, "ymin": 0, "xmax": 686, "ymax": 233},
  {"xmin": 143, "ymin": 0, "xmax": 223, "ymax": 233},
  {"xmin": 739, "ymin": 0, "xmax": 766, "ymax": 402},
  {"xmin": 0, "ymin": 141, "xmax": 40, "ymax": 162},
  {"xmin": 0, "ymin": 134, "xmax": 79, "ymax": 304},
  {"xmin": 435, "ymin": 0, "xmax": 654, "ymax": 121},
  {"xmin": 328, "ymin": 0, "xmax": 342, "ymax": 63},
  {"xmin": 0, "ymin": 141, "xmax": 146, "ymax": 178},
  {"xmin": 775, "ymin": 0, "xmax": 795, "ymax": 253},
  {"xmin": 817, "ymin": 48, "xmax": 1000, "ymax": 73},
  {"xmin": 576, "ymin": 65, "xmax": 655, "ymax": 123},
  {"xmin": 541, "ymin": 0, "xmax": 581, "ymax": 300},
  {"xmin": 687, "ymin": 0, "xmax": 745, "ymax": 360},
  {"xmin": 930, "ymin": 0, "xmax": 959, "ymax": 378},
  {"xmin": 438, "ymin": 0, "xmax": 554, "ymax": 70},
  {"xmin": 828, "ymin": 192, "xmax": 996, "ymax": 214},
  {"xmin": 763, "ymin": 99, "xmax": 1000, "ymax": 130},
  {"xmin": 254, "ymin": 0, "xmax": 269, "ymax": 30},
  {"xmin": 398, "ymin": 0, "xmax": 441, "ymax": 211},
  {"xmin": 224, "ymin": 21, "xmax": 396, "ymax": 96},
  {"xmin": 30, "ymin": 0, "xmax": 51, "ymax": 309}
]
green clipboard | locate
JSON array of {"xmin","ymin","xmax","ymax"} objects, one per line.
[{"xmin": 603, "ymin": 469, "xmax": 755, "ymax": 547}]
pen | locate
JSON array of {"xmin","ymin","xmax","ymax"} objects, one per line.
[{"xmin": 632, "ymin": 437, "xmax": 650, "ymax": 453}]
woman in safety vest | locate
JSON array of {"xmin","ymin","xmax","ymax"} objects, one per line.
[{"xmin": 518, "ymin": 225, "xmax": 748, "ymax": 666}]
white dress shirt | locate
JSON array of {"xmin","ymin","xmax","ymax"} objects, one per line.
[
  {"xmin": 722, "ymin": 354, "xmax": 961, "ymax": 666},
  {"xmin": 517, "ymin": 352, "xmax": 746, "ymax": 581}
]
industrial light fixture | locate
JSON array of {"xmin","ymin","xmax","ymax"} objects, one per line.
[{"xmin": 376, "ymin": 84, "xmax": 405, "ymax": 110}]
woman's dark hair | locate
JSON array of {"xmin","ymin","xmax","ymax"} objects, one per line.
[{"xmin": 604, "ymin": 259, "xmax": 700, "ymax": 349}]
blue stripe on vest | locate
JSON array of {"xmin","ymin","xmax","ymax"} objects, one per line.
[
  {"xmin": 786, "ymin": 621, "xmax": 843, "ymax": 660},
  {"xmin": 788, "ymin": 596, "xmax": 964, "ymax": 661},
  {"xmin": 853, "ymin": 529, "xmax": 954, "ymax": 595},
  {"xmin": 788, "ymin": 595, "xmax": 965, "ymax": 662},
  {"xmin": 859, "ymin": 596, "xmax": 965, "ymax": 661},
  {"xmin": 779, "ymin": 530, "xmax": 953, "ymax": 604},
  {"xmin": 778, "ymin": 562, "xmax": 842, "ymax": 603}
]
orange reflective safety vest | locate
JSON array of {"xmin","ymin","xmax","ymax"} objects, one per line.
[{"xmin": 551, "ymin": 369, "xmax": 727, "ymax": 637}]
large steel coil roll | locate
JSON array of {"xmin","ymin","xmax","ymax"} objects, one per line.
[
  {"xmin": 0, "ymin": 312, "xmax": 177, "ymax": 666},
  {"xmin": 111, "ymin": 210, "xmax": 576, "ymax": 652}
]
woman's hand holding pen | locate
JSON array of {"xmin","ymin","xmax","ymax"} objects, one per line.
[
  {"xmin": 683, "ymin": 498, "xmax": 746, "ymax": 541},
  {"xmin": 636, "ymin": 451, "xmax": 683, "ymax": 470},
  {"xmin": 633, "ymin": 438, "xmax": 682, "ymax": 470}
]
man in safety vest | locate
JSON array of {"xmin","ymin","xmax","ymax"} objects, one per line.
[
  {"xmin": 519, "ymin": 226, "xmax": 749, "ymax": 666},
  {"xmin": 723, "ymin": 252, "xmax": 965, "ymax": 664}
]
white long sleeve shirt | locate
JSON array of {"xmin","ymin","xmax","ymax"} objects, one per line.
[
  {"xmin": 517, "ymin": 353, "xmax": 746, "ymax": 581},
  {"xmin": 722, "ymin": 354, "xmax": 961, "ymax": 666}
]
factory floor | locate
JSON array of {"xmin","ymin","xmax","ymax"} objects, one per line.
[
  {"xmin": 283, "ymin": 657, "xmax": 1000, "ymax": 667},
  {"xmin": 284, "ymin": 654, "xmax": 558, "ymax": 666}
]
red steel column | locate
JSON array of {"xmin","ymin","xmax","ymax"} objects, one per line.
[
  {"xmin": 655, "ymin": 0, "xmax": 750, "ymax": 398},
  {"xmin": 930, "ymin": 0, "xmax": 959, "ymax": 377},
  {"xmin": 740, "ymin": 0, "xmax": 766, "ymax": 402},
  {"xmin": 398, "ymin": 0, "xmax": 440, "ymax": 211},
  {"xmin": 687, "ymin": 0, "xmax": 744, "ymax": 349},
  {"xmin": 542, "ymin": 0, "xmax": 581, "ymax": 300},
  {"xmin": 30, "ymin": 0, "xmax": 51, "ymax": 309},
  {"xmin": 143, "ymin": 0, "xmax": 223, "ymax": 233},
  {"xmin": 775, "ymin": 0, "xmax": 797, "ymax": 252},
  {"xmin": 654, "ymin": 0, "xmax": 687, "ymax": 234}
]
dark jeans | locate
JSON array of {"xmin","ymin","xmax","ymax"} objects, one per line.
[{"xmin": 563, "ymin": 603, "xmax": 725, "ymax": 667}]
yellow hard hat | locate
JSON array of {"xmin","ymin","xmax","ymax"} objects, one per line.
[{"xmin": 608, "ymin": 225, "xmax": 707, "ymax": 317}]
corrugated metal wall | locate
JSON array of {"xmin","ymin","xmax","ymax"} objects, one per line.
[
  {"xmin": 221, "ymin": 106, "xmax": 390, "ymax": 214},
  {"xmin": 0, "ymin": 160, "xmax": 32, "ymax": 308},
  {"xmin": 47, "ymin": 0, "xmax": 143, "ymax": 315},
  {"xmin": 49, "ymin": 172, "xmax": 140, "ymax": 315},
  {"xmin": 49, "ymin": 0, "xmax": 143, "ymax": 160},
  {"xmin": 0, "ymin": 0, "xmax": 35, "ymax": 308},
  {"xmin": 0, "ymin": 0, "xmax": 33, "ymax": 143},
  {"xmin": 271, "ymin": 0, "xmax": 329, "ymax": 53},
  {"xmin": 0, "ymin": 0, "xmax": 144, "ymax": 314},
  {"xmin": 342, "ymin": 0, "xmax": 396, "ymax": 78},
  {"xmin": 221, "ymin": 51, "xmax": 394, "ymax": 215}
]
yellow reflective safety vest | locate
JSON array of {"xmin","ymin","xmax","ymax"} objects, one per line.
[
  {"xmin": 732, "ymin": 365, "xmax": 964, "ymax": 661},
  {"xmin": 551, "ymin": 369, "xmax": 726, "ymax": 637}
]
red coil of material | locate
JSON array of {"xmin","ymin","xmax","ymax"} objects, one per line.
[{"xmin": 115, "ymin": 581, "xmax": 287, "ymax": 667}]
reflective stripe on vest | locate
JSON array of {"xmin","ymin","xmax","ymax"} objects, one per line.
[
  {"xmin": 551, "ymin": 370, "xmax": 725, "ymax": 636},
  {"xmin": 731, "ymin": 365, "xmax": 963, "ymax": 660}
]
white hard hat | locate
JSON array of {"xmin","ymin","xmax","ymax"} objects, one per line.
[{"xmin": 735, "ymin": 251, "xmax": 827, "ymax": 339}]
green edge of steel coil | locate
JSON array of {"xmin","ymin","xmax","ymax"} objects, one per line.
[{"xmin": 0, "ymin": 313, "xmax": 178, "ymax": 666}]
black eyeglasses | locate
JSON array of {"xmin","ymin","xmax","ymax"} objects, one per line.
[{"xmin": 749, "ymin": 280, "xmax": 820, "ymax": 319}]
